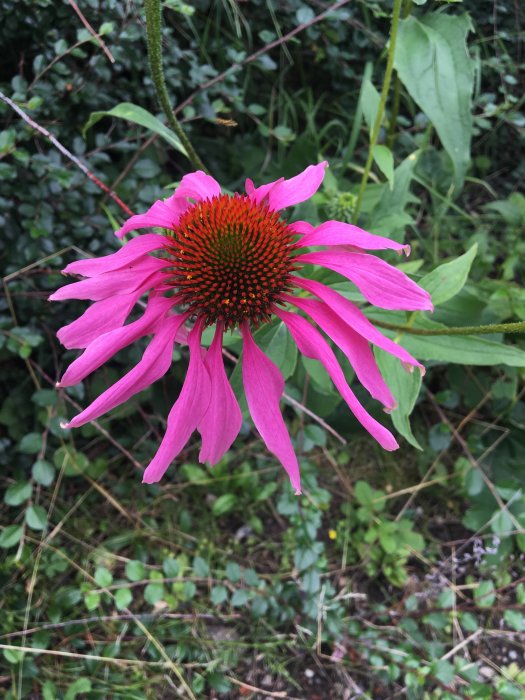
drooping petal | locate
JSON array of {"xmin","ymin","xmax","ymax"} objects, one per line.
[
  {"xmin": 297, "ymin": 220, "xmax": 411, "ymax": 255},
  {"xmin": 57, "ymin": 294, "xmax": 137, "ymax": 349},
  {"xmin": 285, "ymin": 295, "xmax": 395, "ymax": 410},
  {"xmin": 198, "ymin": 322, "xmax": 242, "ymax": 465},
  {"xmin": 65, "ymin": 312, "xmax": 188, "ymax": 428},
  {"xmin": 59, "ymin": 295, "xmax": 175, "ymax": 387},
  {"xmin": 296, "ymin": 250, "xmax": 433, "ymax": 311},
  {"xmin": 247, "ymin": 162, "xmax": 328, "ymax": 212},
  {"xmin": 49, "ymin": 258, "xmax": 168, "ymax": 301},
  {"xmin": 142, "ymin": 320, "xmax": 211, "ymax": 483},
  {"xmin": 62, "ymin": 234, "xmax": 168, "ymax": 277},
  {"xmin": 175, "ymin": 171, "xmax": 221, "ymax": 201},
  {"xmin": 241, "ymin": 324, "xmax": 301, "ymax": 494},
  {"xmin": 275, "ymin": 308, "xmax": 398, "ymax": 451},
  {"xmin": 115, "ymin": 195, "xmax": 189, "ymax": 239},
  {"xmin": 292, "ymin": 277, "xmax": 424, "ymax": 372}
]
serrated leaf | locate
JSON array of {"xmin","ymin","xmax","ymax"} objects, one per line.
[
  {"xmin": 83, "ymin": 102, "xmax": 187, "ymax": 156},
  {"xmin": 94, "ymin": 567, "xmax": 113, "ymax": 588},
  {"xmin": 32, "ymin": 460, "xmax": 56, "ymax": 486},
  {"xmin": 419, "ymin": 244, "xmax": 478, "ymax": 306}
]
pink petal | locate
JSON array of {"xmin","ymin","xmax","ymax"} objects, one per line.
[
  {"xmin": 275, "ymin": 308, "xmax": 398, "ymax": 451},
  {"xmin": 57, "ymin": 294, "xmax": 137, "ymax": 349},
  {"xmin": 175, "ymin": 171, "xmax": 221, "ymax": 201},
  {"xmin": 298, "ymin": 220, "xmax": 411, "ymax": 255},
  {"xmin": 142, "ymin": 321, "xmax": 212, "ymax": 483},
  {"xmin": 198, "ymin": 323, "xmax": 242, "ymax": 465},
  {"xmin": 297, "ymin": 250, "xmax": 433, "ymax": 311},
  {"xmin": 62, "ymin": 234, "xmax": 168, "ymax": 277},
  {"xmin": 58, "ymin": 295, "xmax": 174, "ymax": 387},
  {"xmin": 292, "ymin": 277, "xmax": 424, "ymax": 372},
  {"xmin": 49, "ymin": 258, "xmax": 168, "ymax": 301},
  {"xmin": 285, "ymin": 296, "xmax": 395, "ymax": 410},
  {"xmin": 241, "ymin": 324, "xmax": 301, "ymax": 494},
  {"xmin": 115, "ymin": 195, "xmax": 189, "ymax": 239},
  {"xmin": 247, "ymin": 162, "xmax": 328, "ymax": 212},
  {"xmin": 66, "ymin": 312, "xmax": 188, "ymax": 428}
]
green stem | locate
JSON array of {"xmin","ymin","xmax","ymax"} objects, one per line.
[
  {"xmin": 352, "ymin": 0, "xmax": 403, "ymax": 222},
  {"xmin": 143, "ymin": 0, "xmax": 208, "ymax": 173},
  {"xmin": 374, "ymin": 320, "xmax": 525, "ymax": 336}
]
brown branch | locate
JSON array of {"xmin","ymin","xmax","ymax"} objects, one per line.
[
  {"xmin": 67, "ymin": 0, "xmax": 115, "ymax": 64},
  {"xmin": 0, "ymin": 90, "xmax": 134, "ymax": 217},
  {"xmin": 174, "ymin": 0, "xmax": 353, "ymax": 116}
]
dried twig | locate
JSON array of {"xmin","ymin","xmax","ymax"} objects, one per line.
[
  {"xmin": 67, "ymin": 0, "xmax": 115, "ymax": 63},
  {"xmin": 0, "ymin": 90, "xmax": 133, "ymax": 216}
]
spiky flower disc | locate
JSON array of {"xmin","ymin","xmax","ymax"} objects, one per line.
[{"xmin": 167, "ymin": 194, "xmax": 297, "ymax": 328}]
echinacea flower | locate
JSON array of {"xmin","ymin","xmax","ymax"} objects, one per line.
[{"xmin": 51, "ymin": 162, "xmax": 432, "ymax": 494}]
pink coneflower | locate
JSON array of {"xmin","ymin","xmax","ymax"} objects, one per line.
[{"xmin": 51, "ymin": 163, "xmax": 432, "ymax": 494}]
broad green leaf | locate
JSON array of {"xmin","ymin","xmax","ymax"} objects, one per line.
[
  {"xmin": 373, "ymin": 145, "xmax": 394, "ymax": 190},
  {"xmin": 394, "ymin": 13, "xmax": 474, "ymax": 190},
  {"xmin": 419, "ymin": 244, "xmax": 478, "ymax": 306},
  {"xmin": 83, "ymin": 102, "xmax": 188, "ymax": 156},
  {"xmin": 369, "ymin": 313, "xmax": 525, "ymax": 367},
  {"xmin": 375, "ymin": 349, "xmax": 422, "ymax": 449}
]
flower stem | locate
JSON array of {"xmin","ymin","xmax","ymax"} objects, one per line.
[
  {"xmin": 374, "ymin": 320, "xmax": 525, "ymax": 336},
  {"xmin": 143, "ymin": 0, "xmax": 208, "ymax": 173},
  {"xmin": 352, "ymin": 0, "xmax": 404, "ymax": 222}
]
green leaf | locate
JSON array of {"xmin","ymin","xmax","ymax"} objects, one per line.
[
  {"xmin": 212, "ymin": 493, "xmax": 237, "ymax": 517},
  {"xmin": 4, "ymin": 481, "xmax": 33, "ymax": 506},
  {"xmin": 394, "ymin": 13, "xmax": 474, "ymax": 190},
  {"xmin": 419, "ymin": 244, "xmax": 478, "ymax": 306},
  {"xmin": 361, "ymin": 78, "xmax": 381, "ymax": 138},
  {"xmin": 375, "ymin": 349, "xmax": 422, "ymax": 449},
  {"xmin": 25, "ymin": 505, "xmax": 48, "ymax": 531},
  {"xmin": 32, "ymin": 460, "xmax": 56, "ymax": 487},
  {"xmin": 254, "ymin": 321, "xmax": 297, "ymax": 380},
  {"xmin": 354, "ymin": 481, "xmax": 375, "ymax": 507},
  {"xmin": 84, "ymin": 591, "xmax": 101, "ymax": 611},
  {"xmin": 373, "ymin": 145, "xmax": 394, "ymax": 189},
  {"xmin": 115, "ymin": 588, "xmax": 133, "ymax": 611},
  {"xmin": 0, "ymin": 524, "xmax": 23, "ymax": 549},
  {"xmin": 94, "ymin": 566, "xmax": 113, "ymax": 587},
  {"xmin": 126, "ymin": 559, "xmax": 146, "ymax": 582},
  {"xmin": 210, "ymin": 585, "xmax": 228, "ymax": 605},
  {"xmin": 64, "ymin": 678, "xmax": 92, "ymax": 700},
  {"xmin": 370, "ymin": 313, "xmax": 525, "ymax": 367},
  {"xmin": 491, "ymin": 509, "xmax": 513, "ymax": 537},
  {"xmin": 83, "ymin": 102, "xmax": 188, "ymax": 156},
  {"xmin": 18, "ymin": 432, "xmax": 42, "ymax": 454},
  {"xmin": 474, "ymin": 580, "xmax": 496, "ymax": 608},
  {"xmin": 231, "ymin": 589, "xmax": 249, "ymax": 606},
  {"xmin": 144, "ymin": 581, "xmax": 165, "ymax": 605}
]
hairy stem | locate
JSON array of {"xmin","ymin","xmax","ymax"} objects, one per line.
[
  {"xmin": 143, "ymin": 0, "xmax": 208, "ymax": 172},
  {"xmin": 352, "ymin": 0, "xmax": 403, "ymax": 222},
  {"xmin": 374, "ymin": 320, "xmax": 525, "ymax": 336}
]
